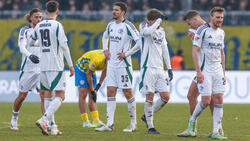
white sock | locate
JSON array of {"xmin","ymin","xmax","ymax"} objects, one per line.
[
  {"xmin": 153, "ymin": 98, "xmax": 168, "ymax": 113},
  {"xmin": 12, "ymin": 111, "xmax": 19, "ymax": 120},
  {"xmin": 144, "ymin": 100, "xmax": 154, "ymax": 129},
  {"xmin": 127, "ymin": 97, "xmax": 136, "ymax": 125},
  {"xmin": 44, "ymin": 98, "xmax": 55, "ymax": 126},
  {"xmin": 190, "ymin": 101, "xmax": 206, "ymax": 122},
  {"xmin": 213, "ymin": 104, "xmax": 223, "ymax": 134},
  {"xmin": 43, "ymin": 97, "xmax": 62, "ymax": 123},
  {"xmin": 107, "ymin": 97, "xmax": 116, "ymax": 127}
]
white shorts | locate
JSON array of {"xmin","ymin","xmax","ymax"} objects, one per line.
[
  {"xmin": 40, "ymin": 71, "xmax": 66, "ymax": 91},
  {"xmin": 19, "ymin": 71, "xmax": 40, "ymax": 92},
  {"xmin": 106, "ymin": 66, "xmax": 133, "ymax": 89},
  {"xmin": 139, "ymin": 67, "xmax": 169, "ymax": 95},
  {"xmin": 197, "ymin": 70, "xmax": 225, "ymax": 96}
]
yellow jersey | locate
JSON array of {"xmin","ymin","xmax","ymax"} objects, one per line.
[{"xmin": 75, "ymin": 50, "xmax": 106, "ymax": 73}]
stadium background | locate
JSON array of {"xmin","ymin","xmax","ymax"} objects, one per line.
[{"xmin": 0, "ymin": 0, "xmax": 249, "ymax": 103}]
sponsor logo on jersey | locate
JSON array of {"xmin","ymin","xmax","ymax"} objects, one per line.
[
  {"xmin": 123, "ymin": 83, "xmax": 128, "ymax": 87},
  {"xmin": 110, "ymin": 36, "xmax": 122, "ymax": 43},
  {"xmin": 153, "ymin": 37, "xmax": 163, "ymax": 45}
]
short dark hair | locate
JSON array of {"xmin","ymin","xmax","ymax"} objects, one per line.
[
  {"xmin": 24, "ymin": 8, "xmax": 41, "ymax": 23},
  {"xmin": 114, "ymin": 2, "xmax": 127, "ymax": 14},
  {"xmin": 183, "ymin": 10, "xmax": 199, "ymax": 21},
  {"xmin": 46, "ymin": 0, "xmax": 59, "ymax": 13},
  {"xmin": 147, "ymin": 9, "xmax": 163, "ymax": 21},
  {"xmin": 210, "ymin": 7, "xmax": 225, "ymax": 16}
]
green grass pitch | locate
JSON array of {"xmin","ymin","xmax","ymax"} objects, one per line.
[{"xmin": 0, "ymin": 103, "xmax": 249, "ymax": 141}]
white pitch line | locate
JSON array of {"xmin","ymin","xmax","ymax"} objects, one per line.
[
  {"xmin": 0, "ymin": 126, "xmax": 9, "ymax": 129},
  {"xmin": 0, "ymin": 122, "xmax": 10, "ymax": 125}
]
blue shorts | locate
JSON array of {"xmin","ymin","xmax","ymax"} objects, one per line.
[{"xmin": 75, "ymin": 66, "xmax": 96, "ymax": 88}]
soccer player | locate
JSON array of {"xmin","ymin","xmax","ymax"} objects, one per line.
[
  {"xmin": 95, "ymin": 2, "xmax": 138, "ymax": 132},
  {"xmin": 32, "ymin": 1, "xmax": 74, "ymax": 136},
  {"xmin": 75, "ymin": 50, "xmax": 106, "ymax": 128},
  {"xmin": 118, "ymin": 9, "xmax": 172, "ymax": 134},
  {"xmin": 178, "ymin": 10, "xmax": 224, "ymax": 138},
  {"xmin": 187, "ymin": 7, "xmax": 227, "ymax": 140},
  {"xmin": 10, "ymin": 8, "xmax": 43, "ymax": 131}
]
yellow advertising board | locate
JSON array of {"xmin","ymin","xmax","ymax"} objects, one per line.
[{"xmin": 0, "ymin": 20, "xmax": 249, "ymax": 70}]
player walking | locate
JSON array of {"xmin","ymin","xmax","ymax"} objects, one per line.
[
  {"xmin": 187, "ymin": 7, "xmax": 227, "ymax": 140},
  {"xmin": 95, "ymin": 2, "xmax": 138, "ymax": 132},
  {"xmin": 33, "ymin": 0, "xmax": 74, "ymax": 136}
]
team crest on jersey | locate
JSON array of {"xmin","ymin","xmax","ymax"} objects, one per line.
[{"xmin": 118, "ymin": 29, "xmax": 123, "ymax": 34}]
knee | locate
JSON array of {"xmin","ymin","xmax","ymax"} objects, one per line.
[
  {"xmin": 19, "ymin": 93, "xmax": 27, "ymax": 101},
  {"xmin": 202, "ymin": 101, "xmax": 210, "ymax": 107},
  {"xmin": 161, "ymin": 93, "xmax": 170, "ymax": 101}
]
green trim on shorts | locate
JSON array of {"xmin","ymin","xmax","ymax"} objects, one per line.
[
  {"xmin": 21, "ymin": 57, "xmax": 27, "ymax": 71},
  {"xmin": 19, "ymin": 71, "xmax": 24, "ymax": 80},
  {"xmin": 50, "ymin": 71, "xmax": 63, "ymax": 90},
  {"xmin": 40, "ymin": 83, "xmax": 49, "ymax": 90},
  {"xmin": 139, "ymin": 67, "xmax": 147, "ymax": 90},
  {"xmin": 125, "ymin": 67, "xmax": 133, "ymax": 84}
]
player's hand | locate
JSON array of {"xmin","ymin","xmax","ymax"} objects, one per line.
[
  {"xmin": 168, "ymin": 69, "xmax": 173, "ymax": 81},
  {"xmin": 160, "ymin": 15, "xmax": 168, "ymax": 20},
  {"xmin": 197, "ymin": 71, "xmax": 204, "ymax": 83},
  {"xmin": 117, "ymin": 52, "xmax": 126, "ymax": 60},
  {"xmin": 69, "ymin": 66, "xmax": 75, "ymax": 77},
  {"xmin": 29, "ymin": 54, "xmax": 39, "ymax": 64},
  {"xmin": 188, "ymin": 31, "xmax": 195, "ymax": 40},
  {"xmin": 91, "ymin": 91, "xmax": 97, "ymax": 102},
  {"xmin": 104, "ymin": 50, "xmax": 110, "ymax": 60},
  {"xmin": 95, "ymin": 83, "xmax": 101, "ymax": 92}
]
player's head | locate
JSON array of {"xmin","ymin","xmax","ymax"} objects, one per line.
[
  {"xmin": 24, "ymin": 8, "xmax": 42, "ymax": 27},
  {"xmin": 146, "ymin": 9, "xmax": 163, "ymax": 26},
  {"xmin": 112, "ymin": 2, "xmax": 127, "ymax": 20},
  {"xmin": 183, "ymin": 10, "xmax": 202, "ymax": 29},
  {"xmin": 210, "ymin": 7, "xmax": 225, "ymax": 28},
  {"xmin": 46, "ymin": 0, "xmax": 59, "ymax": 16}
]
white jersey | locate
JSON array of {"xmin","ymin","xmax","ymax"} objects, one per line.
[
  {"xmin": 138, "ymin": 19, "xmax": 171, "ymax": 70},
  {"xmin": 32, "ymin": 19, "xmax": 69, "ymax": 71},
  {"xmin": 102, "ymin": 19, "xmax": 139, "ymax": 68},
  {"xmin": 18, "ymin": 26, "xmax": 40, "ymax": 72},
  {"xmin": 193, "ymin": 23, "xmax": 225, "ymax": 73}
]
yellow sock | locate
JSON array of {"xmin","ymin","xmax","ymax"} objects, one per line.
[
  {"xmin": 81, "ymin": 113, "xmax": 89, "ymax": 122},
  {"xmin": 91, "ymin": 110, "xmax": 99, "ymax": 123}
]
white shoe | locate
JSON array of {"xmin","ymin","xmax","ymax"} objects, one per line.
[
  {"xmin": 82, "ymin": 121, "xmax": 92, "ymax": 128},
  {"xmin": 123, "ymin": 124, "xmax": 137, "ymax": 132},
  {"xmin": 95, "ymin": 124, "xmax": 114, "ymax": 132},
  {"xmin": 10, "ymin": 118, "xmax": 18, "ymax": 131},
  {"xmin": 91, "ymin": 120, "xmax": 105, "ymax": 128},
  {"xmin": 36, "ymin": 117, "xmax": 49, "ymax": 136},
  {"xmin": 51, "ymin": 124, "xmax": 62, "ymax": 136}
]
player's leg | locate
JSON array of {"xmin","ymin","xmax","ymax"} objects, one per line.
[
  {"xmin": 87, "ymin": 74, "xmax": 104, "ymax": 128},
  {"xmin": 10, "ymin": 91, "xmax": 28, "ymax": 131},
  {"xmin": 178, "ymin": 81, "xmax": 199, "ymax": 137},
  {"xmin": 95, "ymin": 86, "xmax": 117, "ymax": 131},
  {"xmin": 122, "ymin": 88, "xmax": 137, "ymax": 132},
  {"xmin": 79, "ymin": 87, "xmax": 91, "ymax": 127},
  {"xmin": 39, "ymin": 90, "xmax": 45, "ymax": 114}
]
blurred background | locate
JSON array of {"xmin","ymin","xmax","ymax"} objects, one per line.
[{"xmin": 0, "ymin": 0, "xmax": 249, "ymax": 102}]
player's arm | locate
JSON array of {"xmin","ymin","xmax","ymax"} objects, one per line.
[
  {"xmin": 162, "ymin": 38, "xmax": 173, "ymax": 81},
  {"xmin": 95, "ymin": 67, "xmax": 107, "ymax": 91},
  {"xmin": 192, "ymin": 45, "xmax": 203, "ymax": 83},
  {"xmin": 117, "ymin": 39, "xmax": 141, "ymax": 60},
  {"xmin": 58, "ymin": 24, "xmax": 74, "ymax": 77},
  {"xmin": 102, "ymin": 24, "xmax": 110, "ymax": 60},
  {"xmin": 140, "ymin": 18, "xmax": 162, "ymax": 36}
]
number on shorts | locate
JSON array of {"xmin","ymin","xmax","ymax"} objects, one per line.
[{"xmin": 121, "ymin": 75, "xmax": 129, "ymax": 83}]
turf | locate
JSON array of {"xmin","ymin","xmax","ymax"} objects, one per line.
[{"xmin": 0, "ymin": 103, "xmax": 249, "ymax": 141}]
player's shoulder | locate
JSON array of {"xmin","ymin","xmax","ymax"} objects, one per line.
[
  {"xmin": 196, "ymin": 23, "xmax": 210, "ymax": 35},
  {"xmin": 124, "ymin": 19, "xmax": 136, "ymax": 30},
  {"xmin": 19, "ymin": 25, "xmax": 29, "ymax": 35},
  {"xmin": 107, "ymin": 19, "xmax": 115, "ymax": 26},
  {"xmin": 139, "ymin": 21, "xmax": 147, "ymax": 29}
]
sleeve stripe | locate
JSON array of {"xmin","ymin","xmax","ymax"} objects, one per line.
[{"xmin": 197, "ymin": 24, "xmax": 209, "ymax": 35}]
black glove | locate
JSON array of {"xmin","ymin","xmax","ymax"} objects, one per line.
[
  {"xmin": 29, "ymin": 54, "xmax": 39, "ymax": 64},
  {"xmin": 168, "ymin": 69, "xmax": 173, "ymax": 81},
  {"xmin": 160, "ymin": 15, "xmax": 168, "ymax": 20},
  {"xmin": 91, "ymin": 91, "xmax": 97, "ymax": 102},
  {"xmin": 95, "ymin": 83, "xmax": 101, "ymax": 91}
]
